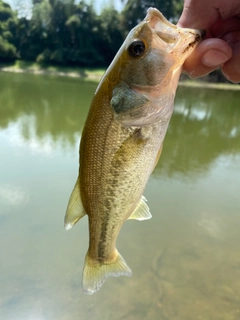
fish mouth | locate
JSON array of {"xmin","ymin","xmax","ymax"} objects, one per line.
[
  {"xmin": 144, "ymin": 7, "xmax": 203, "ymax": 59},
  {"xmin": 145, "ymin": 7, "xmax": 178, "ymax": 31},
  {"xmin": 182, "ymin": 33, "xmax": 202, "ymax": 53}
]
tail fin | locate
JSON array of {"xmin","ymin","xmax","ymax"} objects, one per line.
[{"xmin": 82, "ymin": 250, "xmax": 132, "ymax": 295}]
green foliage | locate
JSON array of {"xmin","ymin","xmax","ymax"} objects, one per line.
[
  {"xmin": 0, "ymin": 0, "xmax": 18, "ymax": 60},
  {"xmin": 122, "ymin": 0, "xmax": 183, "ymax": 32},
  {"xmin": 97, "ymin": 8, "xmax": 124, "ymax": 64},
  {"xmin": 32, "ymin": 0, "xmax": 52, "ymax": 29},
  {"xmin": 0, "ymin": 1, "xmax": 12, "ymax": 21},
  {"xmin": 0, "ymin": 0, "xmax": 184, "ymax": 66},
  {"xmin": 0, "ymin": 35, "xmax": 17, "ymax": 59}
]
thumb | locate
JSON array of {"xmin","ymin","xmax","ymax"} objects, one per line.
[{"xmin": 182, "ymin": 38, "xmax": 232, "ymax": 78}]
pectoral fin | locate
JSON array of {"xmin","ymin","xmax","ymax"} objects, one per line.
[
  {"xmin": 128, "ymin": 196, "xmax": 152, "ymax": 221},
  {"xmin": 111, "ymin": 83, "xmax": 148, "ymax": 114},
  {"xmin": 64, "ymin": 177, "xmax": 86, "ymax": 230},
  {"xmin": 110, "ymin": 83, "xmax": 151, "ymax": 126}
]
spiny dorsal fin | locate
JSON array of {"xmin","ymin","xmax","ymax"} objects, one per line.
[
  {"xmin": 128, "ymin": 196, "xmax": 152, "ymax": 221},
  {"xmin": 64, "ymin": 177, "xmax": 86, "ymax": 230}
]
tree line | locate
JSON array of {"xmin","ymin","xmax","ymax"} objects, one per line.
[{"xmin": 0, "ymin": 0, "xmax": 183, "ymax": 67}]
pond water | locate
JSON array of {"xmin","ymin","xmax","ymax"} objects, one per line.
[{"xmin": 0, "ymin": 72, "xmax": 240, "ymax": 320}]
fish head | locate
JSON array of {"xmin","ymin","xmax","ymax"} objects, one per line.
[{"xmin": 107, "ymin": 8, "xmax": 203, "ymax": 126}]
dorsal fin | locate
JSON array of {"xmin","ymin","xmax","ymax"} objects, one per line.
[
  {"xmin": 128, "ymin": 196, "xmax": 152, "ymax": 221},
  {"xmin": 64, "ymin": 177, "xmax": 86, "ymax": 230}
]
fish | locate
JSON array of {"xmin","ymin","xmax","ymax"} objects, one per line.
[{"xmin": 64, "ymin": 7, "xmax": 202, "ymax": 295}]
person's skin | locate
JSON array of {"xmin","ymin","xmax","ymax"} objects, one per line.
[{"xmin": 178, "ymin": 0, "xmax": 240, "ymax": 83}]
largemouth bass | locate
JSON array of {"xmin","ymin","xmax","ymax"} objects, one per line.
[{"xmin": 65, "ymin": 8, "xmax": 202, "ymax": 295}]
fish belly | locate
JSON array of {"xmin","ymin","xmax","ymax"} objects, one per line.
[{"xmin": 80, "ymin": 97, "xmax": 164, "ymax": 294}]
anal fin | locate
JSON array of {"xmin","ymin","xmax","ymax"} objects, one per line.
[
  {"xmin": 128, "ymin": 196, "xmax": 152, "ymax": 221},
  {"xmin": 64, "ymin": 176, "xmax": 86, "ymax": 230}
]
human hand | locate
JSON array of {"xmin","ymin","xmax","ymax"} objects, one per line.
[{"xmin": 178, "ymin": 0, "xmax": 240, "ymax": 83}]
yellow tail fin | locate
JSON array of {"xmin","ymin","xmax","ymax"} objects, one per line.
[{"xmin": 82, "ymin": 250, "xmax": 132, "ymax": 295}]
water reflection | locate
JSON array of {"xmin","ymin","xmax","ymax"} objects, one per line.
[
  {"xmin": 1, "ymin": 73, "xmax": 239, "ymax": 176},
  {"xmin": 0, "ymin": 184, "xmax": 29, "ymax": 206},
  {"xmin": 0, "ymin": 72, "xmax": 96, "ymax": 146},
  {"xmin": 156, "ymin": 86, "xmax": 240, "ymax": 177},
  {"xmin": 0, "ymin": 73, "xmax": 240, "ymax": 320}
]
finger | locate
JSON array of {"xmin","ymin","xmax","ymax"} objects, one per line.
[
  {"xmin": 182, "ymin": 38, "xmax": 232, "ymax": 78},
  {"xmin": 178, "ymin": 0, "xmax": 240, "ymax": 29},
  {"xmin": 221, "ymin": 31, "xmax": 240, "ymax": 82},
  {"xmin": 178, "ymin": 0, "xmax": 220, "ymax": 29},
  {"xmin": 211, "ymin": 17, "xmax": 240, "ymax": 38}
]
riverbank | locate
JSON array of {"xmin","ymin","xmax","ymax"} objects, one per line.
[
  {"xmin": 178, "ymin": 80, "xmax": 240, "ymax": 91},
  {"xmin": 0, "ymin": 61, "xmax": 105, "ymax": 82},
  {"xmin": 0, "ymin": 61, "xmax": 239, "ymax": 90}
]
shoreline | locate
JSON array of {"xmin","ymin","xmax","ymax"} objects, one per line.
[
  {"xmin": 0, "ymin": 63, "xmax": 105, "ymax": 82},
  {"xmin": 0, "ymin": 64, "xmax": 239, "ymax": 91},
  {"xmin": 0, "ymin": 66, "xmax": 103, "ymax": 81},
  {"xmin": 178, "ymin": 80, "xmax": 240, "ymax": 91}
]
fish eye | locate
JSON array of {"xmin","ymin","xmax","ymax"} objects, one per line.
[{"xmin": 128, "ymin": 40, "xmax": 146, "ymax": 57}]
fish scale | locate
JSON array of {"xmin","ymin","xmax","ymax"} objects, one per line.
[{"xmin": 64, "ymin": 7, "xmax": 202, "ymax": 294}]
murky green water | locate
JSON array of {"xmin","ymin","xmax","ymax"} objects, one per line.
[{"xmin": 1, "ymin": 72, "xmax": 240, "ymax": 320}]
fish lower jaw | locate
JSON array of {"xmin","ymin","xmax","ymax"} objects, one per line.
[{"xmin": 175, "ymin": 32, "xmax": 202, "ymax": 62}]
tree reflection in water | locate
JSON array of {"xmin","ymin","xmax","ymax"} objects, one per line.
[{"xmin": 0, "ymin": 73, "xmax": 239, "ymax": 176}]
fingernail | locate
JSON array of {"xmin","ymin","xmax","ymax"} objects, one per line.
[{"xmin": 202, "ymin": 50, "xmax": 230, "ymax": 67}]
